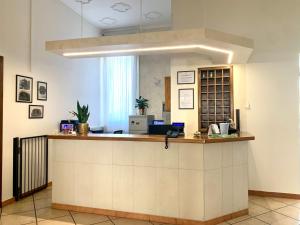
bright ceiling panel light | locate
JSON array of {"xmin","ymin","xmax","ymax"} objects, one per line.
[{"xmin": 63, "ymin": 44, "xmax": 234, "ymax": 64}]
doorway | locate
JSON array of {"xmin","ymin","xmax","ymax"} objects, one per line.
[{"xmin": 0, "ymin": 56, "xmax": 3, "ymax": 206}]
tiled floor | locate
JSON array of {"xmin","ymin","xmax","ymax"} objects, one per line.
[{"xmin": 2, "ymin": 188, "xmax": 300, "ymax": 225}]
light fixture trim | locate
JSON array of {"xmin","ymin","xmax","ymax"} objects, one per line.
[
  {"xmin": 111, "ymin": 2, "xmax": 131, "ymax": 13},
  {"xmin": 63, "ymin": 44, "xmax": 234, "ymax": 64},
  {"xmin": 99, "ymin": 17, "xmax": 117, "ymax": 25},
  {"xmin": 144, "ymin": 11, "xmax": 162, "ymax": 20},
  {"xmin": 75, "ymin": 0, "xmax": 92, "ymax": 4}
]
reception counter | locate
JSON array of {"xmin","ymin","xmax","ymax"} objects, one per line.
[{"xmin": 48, "ymin": 133, "xmax": 254, "ymax": 225}]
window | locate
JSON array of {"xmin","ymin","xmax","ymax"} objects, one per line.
[{"xmin": 99, "ymin": 56, "xmax": 138, "ymax": 132}]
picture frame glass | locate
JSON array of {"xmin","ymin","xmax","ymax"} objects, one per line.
[
  {"xmin": 177, "ymin": 71, "xmax": 195, "ymax": 84},
  {"xmin": 16, "ymin": 75, "xmax": 33, "ymax": 103},
  {"xmin": 179, "ymin": 89, "xmax": 194, "ymax": 109},
  {"xmin": 29, "ymin": 105, "xmax": 44, "ymax": 119},
  {"xmin": 37, "ymin": 82, "xmax": 47, "ymax": 100}
]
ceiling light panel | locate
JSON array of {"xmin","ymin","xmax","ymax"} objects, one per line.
[
  {"xmin": 99, "ymin": 17, "xmax": 117, "ymax": 25},
  {"xmin": 75, "ymin": 0, "xmax": 92, "ymax": 4},
  {"xmin": 111, "ymin": 2, "xmax": 131, "ymax": 13},
  {"xmin": 144, "ymin": 11, "xmax": 162, "ymax": 20}
]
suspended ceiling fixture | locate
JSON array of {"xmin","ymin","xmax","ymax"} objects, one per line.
[
  {"xmin": 111, "ymin": 2, "xmax": 131, "ymax": 13},
  {"xmin": 59, "ymin": 0, "xmax": 172, "ymax": 29},
  {"xmin": 75, "ymin": 0, "xmax": 92, "ymax": 4},
  {"xmin": 45, "ymin": 28, "xmax": 254, "ymax": 64}
]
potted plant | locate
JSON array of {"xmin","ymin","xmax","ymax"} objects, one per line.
[
  {"xmin": 135, "ymin": 96, "xmax": 149, "ymax": 115},
  {"xmin": 70, "ymin": 101, "xmax": 90, "ymax": 135}
]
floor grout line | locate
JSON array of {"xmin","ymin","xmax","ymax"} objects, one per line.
[
  {"xmin": 108, "ymin": 216, "xmax": 116, "ymax": 225},
  {"xmin": 32, "ymin": 195, "xmax": 38, "ymax": 225},
  {"xmin": 68, "ymin": 210, "xmax": 76, "ymax": 224}
]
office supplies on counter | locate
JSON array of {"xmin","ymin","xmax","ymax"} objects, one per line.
[
  {"xmin": 60, "ymin": 120, "xmax": 78, "ymax": 133},
  {"xmin": 208, "ymin": 124, "xmax": 220, "ymax": 135},
  {"xmin": 129, "ymin": 115, "xmax": 154, "ymax": 134},
  {"xmin": 90, "ymin": 127, "xmax": 104, "ymax": 134}
]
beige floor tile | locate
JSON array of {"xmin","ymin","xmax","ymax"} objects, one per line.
[
  {"xmin": 2, "ymin": 200, "xmax": 35, "ymax": 215},
  {"xmin": 249, "ymin": 202, "xmax": 270, "ymax": 216},
  {"xmin": 249, "ymin": 196, "xmax": 264, "ymax": 201},
  {"xmin": 250, "ymin": 197, "xmax": 287, "ymax": 210},
  {"xmin": 34, "ymin": 189, "xmax": 52, "ymax": 200},
  {"xmin": 275, "ymin": 205, "xmax": 300, "ymax": 220},
  {"xmin": 35, "ymin": 198, "xmax": 52, "ymax": 210},
  {"xmin": 271, "ymin": 218, "xmax": 299, "ymax": 225},
  {"xmin": 94, "ymin": 221, "xmax": 114, "ymax": 225},
  {"xmin": 271, "ymin": 197, "xmax": 300, "ymax": 205},
  {"xmin": 70, "ymin": 212, "xmax": 109, "ymax": 225},
  {"xmin": 227, "ymin": 215, "xmax": 252, "ymax": 224},
  {"xmin": 113, "ymin": 218, "xmax": 152, "ymax": 225},
  {"xmin": 151, "ymin": 223, "xmax": 177, "ymax": 225},
  {"xmin": 256, "ymin": 211, "xmax": 298, "ymax": 224},
  {"xmin": 0, "ymin": 210, "xmax": 36, "ymax": 225},
  {"xmin": 291, "ymin": 202, "xmax": 300, "ymax": 209},
  {"xmin": 36, "ymin": 207, "xmax": 69, "ymax": 221},
  {"xmin": 234, "ymin": 218, "xmax": 268, "ymax": 225},
  {"xmin": 37, "ymin": 215, "xmax": 75, "ymax": 225}
]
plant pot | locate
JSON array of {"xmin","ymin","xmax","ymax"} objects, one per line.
[
  {"xmin": 77, "ymin": 123, "xmax": 89, "ymax": 135},
  {"xmin": 139, "ymin": 108, "xmax": 145, "ymax": 115}
]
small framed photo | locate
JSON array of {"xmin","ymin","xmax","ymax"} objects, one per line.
[
  {"xmin": 16, "ymin": 75, "xmax": 33, "ymax": 103},
  {"xmin": 37, "ymin": 81, "xmax": 47, "ymax": 101},
  {"xmin": 178, "ymin": 88, "xmax": 194, "ymax": 109},
  {"xmin": 29, "ymin": 105, "xmax": 44, "ymax": 119},
  {"xmin": 177, "ymin": 71, "xmax": 195, "ymax": 84}
]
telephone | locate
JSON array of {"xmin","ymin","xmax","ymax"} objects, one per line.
[
  {"xmin": 166, "ymin": 130, "xmax": 180, "ymax": 138},
  {"xmin": 165, "ymin": 130, "xmax": 180, "ymax": 150}
]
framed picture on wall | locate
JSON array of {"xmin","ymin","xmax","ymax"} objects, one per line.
[
  {"xmin": 29, "ymin": 105, "xmax": 44, "ymax": 119},
  {"xmin": 178, "ymin": 88, "xmax": 194, "ymax": 109},
  {"xmin": 16, "ymin": 75, "xmax": 33, "ymax": 103},
  {"xmin": 177, "ymin": 71, "xmax": 195, "ymax": 84},
  {"xmin": 37, "ymin": 81, "xmax": 47, "ymax": 101}
]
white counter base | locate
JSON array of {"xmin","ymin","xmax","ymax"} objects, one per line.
[{"xmin": 50, "ymin": 140, "xmax": 248, "ymax": 224}]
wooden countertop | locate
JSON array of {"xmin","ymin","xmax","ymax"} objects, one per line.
[{"xmin": 48, "ymin": 133, "xmax": 254, "ymax": 144}]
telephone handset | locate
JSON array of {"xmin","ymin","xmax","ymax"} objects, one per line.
[
  {"xmin": 165, "ymin": 130, "xmax": 180, "ymax": 150},
  {"xmin": 166, "ymin": 130, "xmax": 179, "ymax": 138}
]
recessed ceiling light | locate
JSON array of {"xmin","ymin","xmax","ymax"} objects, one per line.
[
  {"xmin": 111, "ymin": 2, "xmax": 131, "ymax": 13},
  {"xmin": 99, "ymin": 17, "xmax": 117, "ymax": 25},
  {"xmin": 144, "ymin": 11, "xmax": 162, "ymax": 20},
  {"xmin": 75, "ymin": 0, "xmax": 92, "ymax": 4}
]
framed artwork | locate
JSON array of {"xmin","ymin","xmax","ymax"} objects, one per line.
[
  {"xmin": 37, "ymin": 81, "xmax": 47, "ymax": 101},
  {"xmin": 177, "ymin": 71, "xmax": 195, "ymax": 84},
  {"xmin": 178, "ymin": 88, "xmax": 194, "ymax": 109},
  {"xmin": 16, "ymin": 75, "xmax": 33, "ymax": 103},
  {"xmin": 29, "ymin": 105, "xmax": 44, "ymax": 119}
]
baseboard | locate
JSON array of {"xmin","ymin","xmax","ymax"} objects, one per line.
[
  {"xmin": 249, "ymin": 190, "xmax": 300, "ymax": 199},
  {"xmin": 52, "ymin": 202, "xmax": 248, "ymax": 225},
  {"xmin": 1, "ymin": 181, "xmax": 52, "ymax": 207},
  {"xmin": 1, "ymin": 197, "xmax": 15, "ymax": 207}
]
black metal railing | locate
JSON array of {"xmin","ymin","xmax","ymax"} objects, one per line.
[{"xmin": 13, "ymin": 135, "xmax": 48, "ymax": 200}]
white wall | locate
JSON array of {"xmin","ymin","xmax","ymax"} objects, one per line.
[
  {"xmin": 172, "ymin": 0, "xmax": 300, "ymax": 193},
  {"xmin": 139, "ymin": 55, "xmax": 171, "ymax": 119},
  {"xmin": 170, "ymin": 55, "xmax": 212, "ymax": 135},
  {"xmin": 0, "ymin": 0, "xmax": 101, "ymax": 201}
]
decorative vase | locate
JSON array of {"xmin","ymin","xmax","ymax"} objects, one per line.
[
  {"xmin": 77, "ymin": 123, "xmax": 89, "ymax": 135},
  {"xmin": 139, "ymin": 108, "xmax": 145, "ymax": 115}
]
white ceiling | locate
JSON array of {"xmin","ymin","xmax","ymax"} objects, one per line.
[{"xmin": 59, "ymin": 0, "xmax": 172, "ymax": 31}]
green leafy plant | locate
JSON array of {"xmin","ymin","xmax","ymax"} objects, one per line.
[
  {"xmin": 70, "ymin": 101, "xmax": 90, "ymax": 123},
  {"xmin": 135, "ymin": 96, "xmax": 149, "ymax": 109}
]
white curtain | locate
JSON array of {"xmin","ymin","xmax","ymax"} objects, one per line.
[{"xmin": 99, "ymin": 56, "xmax": 138, "ymax": 133}]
